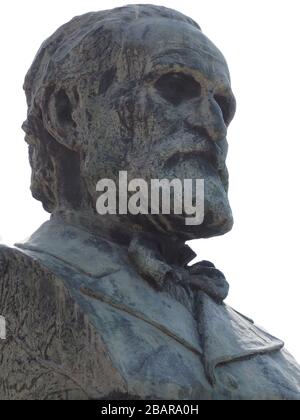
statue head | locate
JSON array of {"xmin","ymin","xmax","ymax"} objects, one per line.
[{"xmin": 23, "ymin": 4, "xmax": 236, "ymax": 243}]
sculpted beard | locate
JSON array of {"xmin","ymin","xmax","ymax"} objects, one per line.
[
  {"xmin": 80, "ymin": 95, "xmax": 233, "ymax": 239},
  {"xmin": 123, "ymin": 97, "xmax": 233, "ymax": 238}
]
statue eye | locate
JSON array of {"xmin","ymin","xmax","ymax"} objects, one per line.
[
  {"xmin": 155, "ymin": 72, "xmax": 201, "ymax": 106},
  {"xmin": 214, "ymin": 94, "xmax": 236, "ymax": 126}
]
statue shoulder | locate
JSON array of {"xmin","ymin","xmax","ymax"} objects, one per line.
[
  {"xmin": 0, "ymin": 244, "xmax": 127, "ymax": 400},
  {"xmin": 0, "ymin": 245, "xmax": 19, "ymax": 278},
  {"xmin": 0, "ymin": 245, "xmax": 9, "ymax": 276},
  {"xmin": 0, "ymin": 244, "xmax": 40, "ymax": 279}
]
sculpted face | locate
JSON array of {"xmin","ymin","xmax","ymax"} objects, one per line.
[
  {"xmin": 81, "ymin": 18, "xmax": 236, "ymax": 240},
  {"xmin": 24, "ymin": 8, "xmax": 236, "ymax": 242}
]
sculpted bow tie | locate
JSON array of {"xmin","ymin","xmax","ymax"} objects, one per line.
[{"xmin": 128, "ymin": 235, "xmax": 229, "ymax": 304}]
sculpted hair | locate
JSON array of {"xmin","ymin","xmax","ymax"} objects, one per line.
[{"xmin": 23, "ymin": 4, "xmax": 201, "ymax": 212}]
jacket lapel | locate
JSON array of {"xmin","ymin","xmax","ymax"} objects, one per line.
[{"xmin": 200, "ymin": 293, "xmax": 284, "ymax": 385}]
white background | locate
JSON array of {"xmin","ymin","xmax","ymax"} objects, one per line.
[{"xmin": 0, "ymin": 0, "xmax": 299, "ymax": 361}]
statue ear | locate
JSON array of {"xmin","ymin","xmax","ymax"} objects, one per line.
[{"xmin": 43, "ymin": 87, "xmax": 80, "ymax": 151}]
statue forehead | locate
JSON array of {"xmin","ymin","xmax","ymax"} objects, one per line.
[{"xmin": 123, "ymin": 18, "xmax": 230, "ymax": 85}]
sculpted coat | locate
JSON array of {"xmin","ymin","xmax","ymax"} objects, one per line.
[{"xmin": 1, "ymin": 220, "xmax": 300, "ymax": 400}]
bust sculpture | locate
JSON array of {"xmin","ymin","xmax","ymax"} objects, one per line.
[{"xmin": 0, "ymin": 4, "xmax": 299, "ymax": 400}]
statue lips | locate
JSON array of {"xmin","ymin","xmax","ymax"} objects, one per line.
[{"xmin": 163, "ymin": 138, "xmax": 226, "ymax": 182}]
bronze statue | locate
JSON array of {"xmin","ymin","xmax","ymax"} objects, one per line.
[{"xmin": 0, "ymin": 5, "xmax": 299, "ymax": 400}]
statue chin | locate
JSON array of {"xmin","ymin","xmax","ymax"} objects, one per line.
[
  {"xmin": 144, "ymin": 156, "xmax": 233, "ymax": 240},
  {"xmin": 139, "ymin": 177, "xmax": 233, "ymax": 241},
  {"xmin": 154, "ymin": 202, "xmax": 233, "ymax": 241}
]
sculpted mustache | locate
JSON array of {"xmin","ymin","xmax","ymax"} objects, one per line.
[{"xmin": 163, "ymin": 140, "xmax": 224, "ymax": 172}]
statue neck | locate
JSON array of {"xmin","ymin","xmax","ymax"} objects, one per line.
[{"xmin": 51, "ymin": 209, "xmax": 194, "ymax": 266}]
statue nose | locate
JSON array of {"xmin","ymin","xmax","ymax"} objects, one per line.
[{"xmin": 185, "ymin": 98, "xmax": 227, "ymax": 143}]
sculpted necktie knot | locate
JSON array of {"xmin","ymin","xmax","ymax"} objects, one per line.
[
  {"xmin": 128, "ymin": 235, "xmax": 229, "ymax": 303},
  {"xmin": 187, "ymin": 262, "xmax": 229, "ymax": 303}
]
